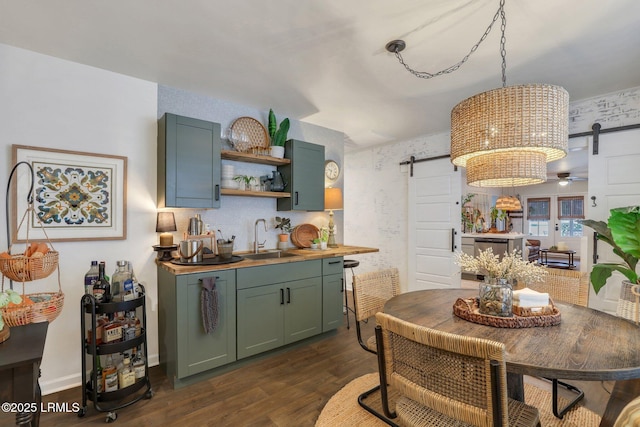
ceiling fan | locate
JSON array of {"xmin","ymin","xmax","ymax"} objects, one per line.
[{"xmin": 551, "ymin": 172, "xmax": 588, "ymax": 186}]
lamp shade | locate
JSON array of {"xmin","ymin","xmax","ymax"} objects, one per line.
[
  {"xmin": 156, "ymin": 212, "xmax": 177, "ymax": 232},
  {"xmin": 324, "ymin": 187, "xmax": 343, "ymax": 211}
]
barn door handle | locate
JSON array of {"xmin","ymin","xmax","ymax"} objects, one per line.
[
  {"xmin": 593, "ymin": 231, "xmax": 599, "ymax": 264},
  {"xmin": 451, "ymin": 228, "xmax": 457, "ymax": 252}
]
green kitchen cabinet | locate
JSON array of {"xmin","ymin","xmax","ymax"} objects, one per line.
[
  {"xmin": 158, "ymin": 113, "xmax": 221, "ymax": 208},
  {"xmin": 322, "ymin": 257, "xmax": 344, "ymax": 332},
  {"xmin": 157, "ymin": 268, "xmax": 236, "ymax": 386},
  {"xmin": 277, "ymin": 139, "xmax": 325, "ymax": 211},
  {"xmin": 236, "ymin": 260, "xmax": 322, "ymax": 359}
]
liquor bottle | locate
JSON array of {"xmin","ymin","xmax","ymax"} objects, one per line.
[
  {"xmin": 132, "ymin": 346, "xmax": 146, "ymax": 381},
  {"xmin": 84, "ymin": 261, "xmax": 99, "ymax": 295},
  {"xmin": 111, "ymin": 260, "xmax": 132, "ymax": 302},
  {"xmin": 118, "ymin": 355, "xmax": 136, "ymax": 389},
  {"xmin": 103, "ymin": 354, "xmax": 118, "ymax": 392},
  {"xmin": 94, "ymin": 354, "xmax": 104, "ymax": 393},
  {"xmin": 92, "ymin": 262, "xmax": 111, "ymax": 303}
]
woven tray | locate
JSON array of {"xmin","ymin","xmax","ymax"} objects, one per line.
[
  {"xmin": 453, "ymin": 297, "xmax": 561, "ymax": 328},
  {"xmin": 230, "ymin": 117, "xmax": 269, "ymax": 154}
]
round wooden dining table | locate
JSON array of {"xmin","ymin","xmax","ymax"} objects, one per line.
[{"xmin": 384, "ymin": 289, "xmax": 640, "ymax": 402}]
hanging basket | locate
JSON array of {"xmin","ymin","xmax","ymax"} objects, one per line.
[
  {"xmin": 1, "ymin": 268, "xmax": 64, "ymax": 327},
  {"xmin": 0, "ymin": 251, "xmax": 59, "ymax": 282},
  {"xmin": 1, "ymin": 161, "xmax": 65, "ymax": 326}
]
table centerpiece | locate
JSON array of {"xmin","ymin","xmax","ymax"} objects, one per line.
[{"xmin": 455, "ymin": 248, "xmax": 547, "ymax": 317}]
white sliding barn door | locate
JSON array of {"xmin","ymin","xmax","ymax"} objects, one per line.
[
  {"xmin": 587, "ymin": 128, "xmax": 640, "ymax": 313},
  {"xmin": 408, "ymin": 158, "xmax": 462, "ymax": 291}
]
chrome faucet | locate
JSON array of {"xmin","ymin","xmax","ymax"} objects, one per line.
[{"xmin": 254, "ymin": 219, "xmax": 267, "ymax": 253}]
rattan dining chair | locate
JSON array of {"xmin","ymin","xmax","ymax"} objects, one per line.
[
  {"xmin": 522, "ymin": 269, "xmax": 589, "ymax": 419},
  {"xmin": 351, "ymin": 268, "xmax": 401, "ymax": 422},
  {"xmin": 352, "ymin": 267, "xmax": 401, "ymax": 354},
  {"xmin": 374, "ymin": 312, "xmax": 541, "ymax": 427}
]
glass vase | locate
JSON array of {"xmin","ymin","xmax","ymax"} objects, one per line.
[{"xmin": 479, "ymin": 278, "xmax": 513, "ymax": 317}]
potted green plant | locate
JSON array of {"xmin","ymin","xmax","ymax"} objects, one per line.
[
  {"xmin": 274, "ymin": 217, "xmax": 292, "ymax": 244},
  {"xmin": 582, "ymin": 206, "xmax": 639, "ymax": 298},
  {"xmin": 233, "ymin": 175, "xmax": 255, "ymax": 191},
  {"xmin": 319, "ymin": 227, "xmax": 329, "ymax": 250},
  {"xmin": 0, "ymin": 288, "xmax": 22, "ymax": 342},
  {"xmin": 268, "ymin": 109, "xmax": 290, "ymax": 159}
]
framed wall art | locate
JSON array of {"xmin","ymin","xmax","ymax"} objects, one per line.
[{"xmin": 12, "ymin": 145, "xmax": 127, "ymax": 242}]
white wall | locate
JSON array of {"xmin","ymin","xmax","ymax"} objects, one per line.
[
  {"xmin": 0, "ymin": 43, "xmax": 158, "ymax": 394},
  {"xmin": 345, "ymin": 86, "xmax": 640, "ymax": 290}
]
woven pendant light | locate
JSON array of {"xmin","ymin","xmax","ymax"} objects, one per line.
[{"xmin": 451, "ymin": 84, "xmax": 569, "ymax": 187}]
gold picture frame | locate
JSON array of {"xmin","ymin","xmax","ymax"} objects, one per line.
[{"xmin": 12, "ymin": 145, "xmax": 127, "ymax": 242}]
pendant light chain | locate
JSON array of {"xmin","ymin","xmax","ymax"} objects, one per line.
[
  {"xmin": 391, "ymin": 0, "xmax": 506, "ymax": 80},
  {"xmin": 499, "ymin": 0, "xmax": 507, "ymax": 87}
]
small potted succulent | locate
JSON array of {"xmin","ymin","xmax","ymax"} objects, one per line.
[
  {"xmin": 319, "ymin": 227, "xmax": 329, "ymax": 250},
  {"xmin": 268, "ymin": 109, "xmax": 290, "ymax": 159}
]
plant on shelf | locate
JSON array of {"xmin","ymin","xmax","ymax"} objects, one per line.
[
  {"xmin": 233, "ymin": 175, "xmax": 255, "ymax": 191},
  {"xmin": 268, "ymin": 109, "xmax": 290, "ymax": 148},
  {"xmin": 274, "ymin": 217, "xmax": 292, "ymax": 234},
  {"xmin": 581, "ymin": 205, "xmax": 639, "ymax": 295},
  {"xmin": 0, "ymin": 288, "xmax": 22, "ymax": 332}
]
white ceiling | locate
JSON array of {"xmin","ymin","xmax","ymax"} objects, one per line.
[{"xmin": 1, "ymin": 0, "xmax": 640, "ymax": 167}]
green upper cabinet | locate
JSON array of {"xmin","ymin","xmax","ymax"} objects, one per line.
[
  {"xmin": 277, "ymin": 139, "xmax": 325, "ymax": 211},
  {"xmin": 158, "ymin": 113, "xmax": 221, "ymax": 208}
]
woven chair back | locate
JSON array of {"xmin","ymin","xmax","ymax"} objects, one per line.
[
  {"xmin": 525, "ymin": 269, "xmax": 588, "ymax": 307},
  {"xmin": 352, "ymin": 268, "xmax": 400, "ymax": 322},
  {"xmin": 376, "ymin": 312, "xmax": 508, "ymax": 427}
]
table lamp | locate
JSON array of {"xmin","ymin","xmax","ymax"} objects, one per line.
[
  {"xmin": 156, "ymin": 212, "xmax": 177, "ymax": 246},
  {"xmin": 324, "ymin": 187, "xmax": 343, "ymax": 248}
]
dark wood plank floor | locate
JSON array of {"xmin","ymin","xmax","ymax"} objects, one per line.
[{"xmin": 21, "ymin": 293, "xmax": 610, "ymax": 426}]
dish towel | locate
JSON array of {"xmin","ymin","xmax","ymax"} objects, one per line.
[
  {"xmin": 513, "ymin": 287, "xmax": 549, "ymax": 307},
  {"xmin": 200, "ymin": 277, "xmax": 219, "ymax": 334}
]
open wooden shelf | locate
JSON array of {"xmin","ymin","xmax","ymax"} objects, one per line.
[
  {"xmin": 221, "ymin": 188, "xmax": 291, "ymax": 198},
  {"xmin": 221, "ymin": 150, "xmax": 290, "ymax": 166}
]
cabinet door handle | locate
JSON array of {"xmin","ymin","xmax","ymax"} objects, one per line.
[
  {"xmin": 215, "ymin": 184, "xmax": 220, "ymax": 201},
  {"xmin": 328, "ymin": 260, "xmax": 341, "ymax": 265},
  {"xmin": 286, "ymin": 287, "xmax": 291, "ymax": 304},
  {"xmin": 340, "ymin": 278, "xmax": 344, "ymax": 293},
  {"xmin": 294, "ymin": 192, "xmax": 299, "ymax": 206},
  {"xmin": 280, "ymin": 288, "xmax": 284, "ymax": 305}
]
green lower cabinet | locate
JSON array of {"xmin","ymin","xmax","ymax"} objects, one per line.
[
  {"xmin": 322, "ymin": 273, "xmax": 343, "ymax": 332},
  {"xmin": 236, "ymin": 261, "xmax": 323, "ymax": 360},
  {"xmin": 158, "ymin": 268, "xmax": 236, "ymax": 385},
  {"xmin": 322, "ymin": 257, "xmax": 344, "ymax": 332}
]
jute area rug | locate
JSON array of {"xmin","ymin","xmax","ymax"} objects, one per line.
[{"xmin": 316, "ymin": 373, "xmax": 602, "ymax": 427}]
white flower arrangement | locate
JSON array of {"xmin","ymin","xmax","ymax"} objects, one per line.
[{"xmin": 454, "ymin": 248, "xmax": 547, "ymax": 284}]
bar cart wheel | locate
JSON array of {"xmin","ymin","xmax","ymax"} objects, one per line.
[
  {"xmin": 145, "ymin": 389, "xmax": 154, "ymax": 399},
  {"xmin": 106, "ymin": 411, "xmax": 117, "ymax": 423},
  {"xmin": 77, "ymin": 407, "xmax": 86, "ymax": 418}
]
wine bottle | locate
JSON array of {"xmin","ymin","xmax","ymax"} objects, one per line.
[{"xmin": 92, "ymin": 261, "xmax": 111, "ymax": 303}]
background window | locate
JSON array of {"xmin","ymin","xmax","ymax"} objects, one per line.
[
  {"xmin": 527, "ymin": 197, "xmax": 550, "ymax": 237},
  {"xmin": 558, "ymin": 196, "xmax": 584, "ymax": 237}
]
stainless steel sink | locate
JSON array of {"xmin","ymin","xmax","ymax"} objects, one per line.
[{"xmin": 242, "ymin": 251, "xmax": 299, "ymax": 260}]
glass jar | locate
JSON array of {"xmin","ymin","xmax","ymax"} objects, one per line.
[{"xmin": 479, "ymin": 278, "xmax": 513, "ymax": 317}]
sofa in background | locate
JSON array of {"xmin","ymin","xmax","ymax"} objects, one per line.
[{"xmin": 526, "ymin": 239, "xmax": 541, "ymax": 262}]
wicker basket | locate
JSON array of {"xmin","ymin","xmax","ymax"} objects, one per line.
[
  {"xmin": 1, "ymin": 270, "xmax": 64, "ymax": 327},
  {"xmin": 0, "ymin": 251, "xmax": 59, "ymax": 282}
]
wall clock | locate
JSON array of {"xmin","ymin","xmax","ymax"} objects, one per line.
[{"xmin": 325, "ymin": 160, "xmax": 340, "ymax": 182}]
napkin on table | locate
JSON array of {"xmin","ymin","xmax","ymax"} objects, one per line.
[{"xmin": 513, "ymin": 287, "xmax": 549, "ymax": 307}]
